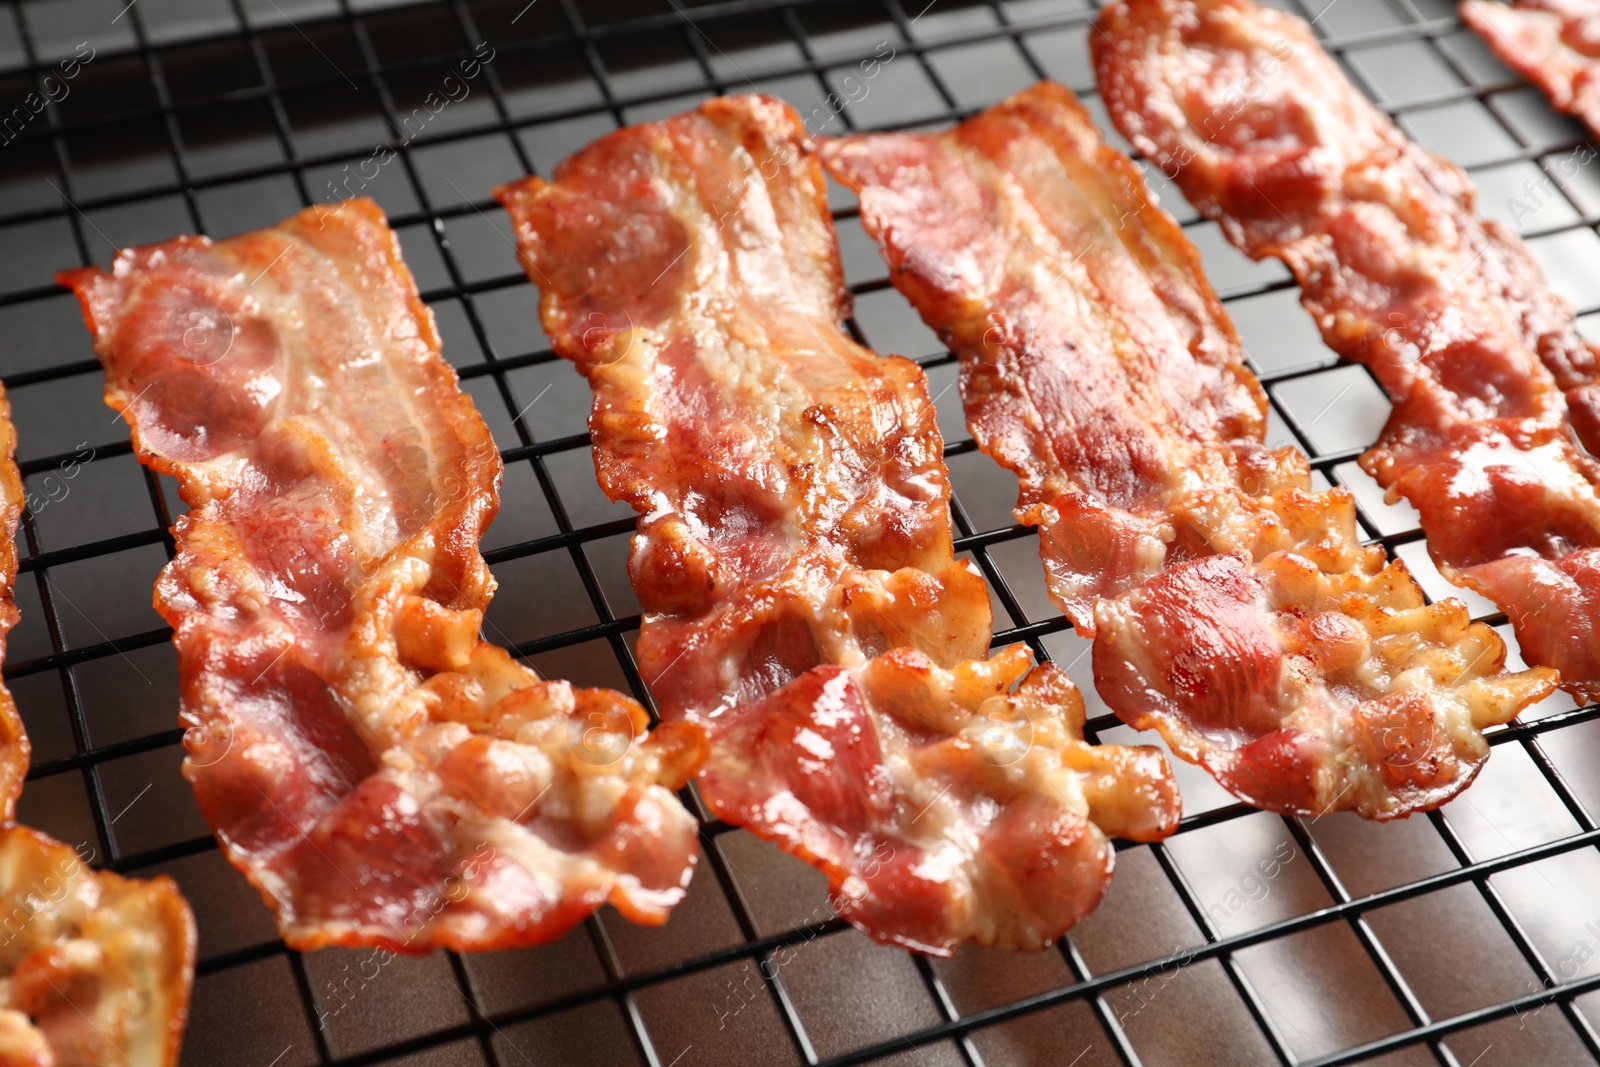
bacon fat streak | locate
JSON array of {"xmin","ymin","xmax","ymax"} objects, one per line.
[
  {"xmin": 1096, "ymin": 0, "xmax": 1600, "ymax": 701},
  {"xmin": 0, "ymin": 388, "xmax": 196, "ymax": 1067},
  {"xmin": 61, "ymin": 200, "xmax": 704, "ymax": 953},
  {"xmin": 820, "ymin": 81, "xmax": 1557, "ymax": 818},
  {"xmin": 498, "ymin": 95, "xmax": 1180, "ymax": 953},
  {"xmin": 1462, "ymin": 0, "xmax": 1600, "ymax": 139}
]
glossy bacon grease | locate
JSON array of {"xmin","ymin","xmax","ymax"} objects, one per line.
[
  {"xmin": 498, "ymin": 95, "xmax": 1180, "ymax": 954},
  {"xmin": 1096, "ymin": 0, "xmax": 1600, "ymax": 700},
  {"xmin": 0, "ymin": 389, "xmax": 195, "ymax": 1067},
  {"xmin": 1462, "ymin": 0, "xmax": 1600, "ymax": 138},
  {"xmin": 60, "ymin": 200, "xmax": 705, "ymax": 953},
  {"xmin": 820, "ymin": 81, "xmax": 1557, "ymax": 819}
]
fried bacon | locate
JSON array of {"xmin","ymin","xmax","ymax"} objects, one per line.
[
  {"xmin": 1096, "ymin": 0, "xmax": 1600, "ymax": 700},
  {"xmin": 819, "ymin": 81, "xmax": 1557, "ymax": 818},
  {"xmin": 0, "ymin": 388, "xmax": 196, "ymax": 1067},
  {"xmin": 0, "ymin": 394, "xmax": 24, "ymax": 828},
  {"xmin": 0, "ymin": 827, "xmax": 194, "ymax": 1067},
  {"xmin": 59, "ymin": 199, "xmax": 705, "ymax": 953},
  {"xmin": 1462, "ymin": 0, "xmax": 1600, "ymax": 138},
  {"xmin": 497, "ymin": 94, "xmax": 1180, "ymax": 953}
]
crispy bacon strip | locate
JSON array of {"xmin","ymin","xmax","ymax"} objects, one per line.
[
  {"xmin": 0, "ymin": 388, "xmax": 196, "ymax": 1067},
  {"xmin": 59, "ymin": 200, "xmax": 705, "ymax": 953},
  {"xmin": 1462, "ymin": 0, "xmax": 1600, "ymax": 138},
  {"xmin": 0, "ymin": 827, "xmax": 195, "ymax": 1067},
  {"xmin": 497, "ymin": 95, "xmax": 1181, "ymax": 954},
  {"xmin": 820, "ymin": 82, "xmax": 1556, "ymax": 818},
  {"xmin": 1096, "ymin": 0, "xmax": 1600, "ymax": 701},
  {"xmin": 0, "ymin": 396, "xmax": 23, "ymax": 826}
]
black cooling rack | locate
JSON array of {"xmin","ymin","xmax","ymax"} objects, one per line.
[{"xmin": 4, "ymin": 0, "xmax": 1600, "ymax": 1064}]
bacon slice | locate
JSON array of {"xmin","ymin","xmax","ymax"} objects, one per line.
[
  {"xmin": 820, "ymin": 82, "xmax": 1556, "ymax": 818},
  {"xmin": 0, "ymin": 827, "xmax": 195, "ymax": 1067},
  {"xmin": 0, "ymin": 395, "xmax": 24, "ymax": 827},
  {"xmin": 59, "ymin": 199, "xmax": 705, "ymax": 953},
  {"xmin": 1462, "ymin": 0, "xmax": 1600, "ymax": 138},
  {"xmin": 497, "ymin": 94, "xmax": 1181, "ymax": 954},
  {"xmin": 0, "ymin": 387, "xmax": 196, "ymax": 1067},
  {"xmin": 1095, "ymin": 0, "xmax": 1600, "ymax": 701}
]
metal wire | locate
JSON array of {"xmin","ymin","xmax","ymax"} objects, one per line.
[{"xmin": 1, "ymin": 0, "xmax": 1598, "ymax": 1064}]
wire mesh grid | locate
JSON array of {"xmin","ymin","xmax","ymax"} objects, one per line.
[{"xmin": 2, "ymin": 0, "xmax": 1600, "ymax": 1064}]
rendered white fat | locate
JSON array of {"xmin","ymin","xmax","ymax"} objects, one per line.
[
  {"xmin": 609, "ymin": 787, "xmax": 698, "ymax": 914},
  {"xmin": 180, "ymin": 452, "xmax": 254, "ymax": 507},
  {"xmin": 466, "ymin": 816, "xmax": 605, "ymax": 918},
  {"xmin": 99, "ymin": 907, "xmax": 171, "ymax": 1063},
  {"xmin": 1393, "ymin": 665, "xmax": 1484, "ymax": 753}
]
